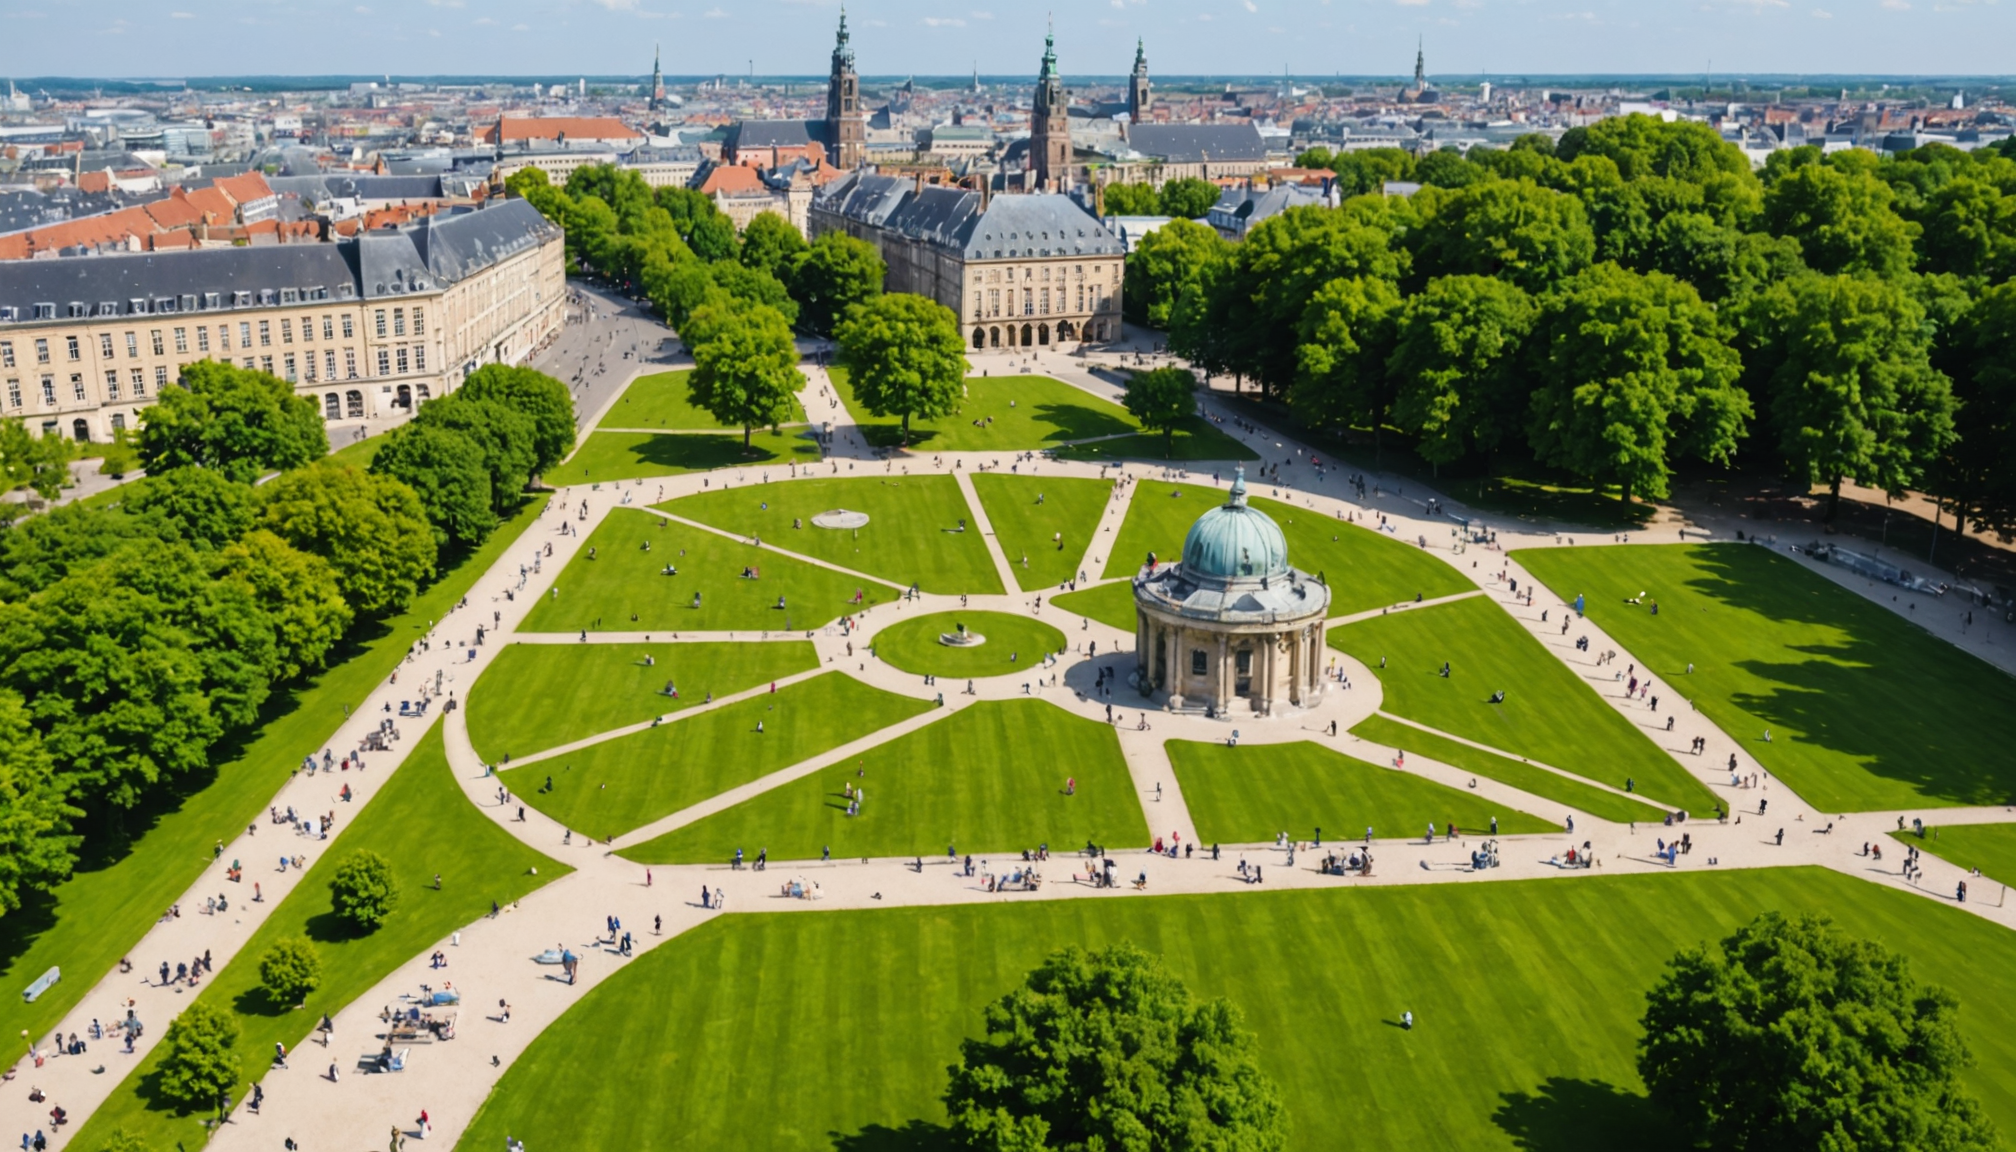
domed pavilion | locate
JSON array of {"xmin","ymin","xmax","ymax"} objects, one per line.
[{"xmin": 1131, "ymin": 466, "xmax": 1331, "ymax": 717}]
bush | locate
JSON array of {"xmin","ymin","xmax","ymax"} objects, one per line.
[
  {"xmin": 258, "ymin": 936, "xmax": 324, "ymax": 1008},
  {"xmin": 328, "ymin": 849, "xmax": 400, "ymax": 932},
  {"xmin": 155, "ymin": 1000, "xmax": 241, "ymax": 1112}
]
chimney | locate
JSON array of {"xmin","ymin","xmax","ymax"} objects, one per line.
[{"xmin": 915, "ymin": 170, "xmax": 925, "ymax": 196}]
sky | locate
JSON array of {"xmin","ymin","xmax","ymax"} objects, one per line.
[{"xmin": 5, "ymin": 0, "xmax": 2015, "ymax": 82}]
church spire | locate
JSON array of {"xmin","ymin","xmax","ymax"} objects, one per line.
[
  {"xmin": 1128, "ymin": 37, "xmax": 1151, "ymax": 125},
  {"xmin": 1413, "ymin": 36, "xmax": 1426, "ymax": 91}
]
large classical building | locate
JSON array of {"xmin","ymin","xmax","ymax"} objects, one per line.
[
  {"xmin": 810, "ymin": 172, "xmax": 1126, "ymax": 349},
  {"xmin": 1132, "ymin": 467, "xmax": 1331, "ymax": 717},
  {"xmin": 0, "ymin": 198, "xmax": 565, "ymax": 440}
]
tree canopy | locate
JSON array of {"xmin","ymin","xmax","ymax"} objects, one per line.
[
  {"xmin": 792, "ymin": 231, "xmax": 887, "ymax": 336},
  {"xmin": 1639, "ymin": 911, "xmax": 1999, "ymax": 1152},
  {"xmin": 329, "ymin": 849, "xmax": 400, "ymax": 932},
  {"xmin": 687, "ymin": 300, "xmax": 804, "ymax": 447},
  {"xmin": 945, "ymin": 943, "xmax": 1287, "ymax": 1152},
  {"xmin": 137, "ymin": 361, "xmax": 327, "ymax": 483},
  {"xmin": 834, "ymin": 292, "xmax": 967, "ymax": 445},
  {"xmin": 258, "ymin": 464, "xmax": 434, "ymax": 617},
  {"xmin": 156, "ymin": 1001, "xmax": 241, "ymax": 1113},
  {"xmin": 1123, "ymin": 367, "xmax": 1199, "ymax": 455}
]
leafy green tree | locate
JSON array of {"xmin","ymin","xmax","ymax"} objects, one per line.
[
  {"xmin": 1101, "ymin": 182, "xmax": 1161, "ymax": 216},
  {"xmin": 1389, "ymin": 275, "xmax": 1538, "ymax": 467},
  {"xmin": 413, "ymin": 397, "xmax": 538, "ymax": 515},
  {"xmin": 687, "ymin": 301, "xmax": 803, "ymax": 448},
  {"xmin": 96, "ymin": 427, "xmax": 142, "ymax": 479},
  {"xmin": 99, "ymin": 540, "xmax": 278, "ymax": 729},
  {"xmin": 370, "ymin": 423, "xmax": 495, "ymax": 550},
  {"xmin": 1932, "ymin": 281, "xmax": 2016, "ymax": 537},
  {"xmin": 125, "ymin": 467, "xmax": 257, "ymax": 550},
  {"xmin": 738, "ymin": 212, "xmax": 809, "ymax": 281},
  {"xmin": 1646, "ymin": 212, "xmax": 1805, "ymax": 303},
  {"xmin": 1640, "ymin": 912, "xmax": 1999, "ymax": 1152},
  {"xmin": 791, "ymin": 231, "xmax": 886, "ymax": 336},
  {"xmin": 655, "ymin": 187, "xmax": 739, "ymax": 261},
  {"xmin": 1291, "ymin": 276, "xmax": 1405, "ymax": 458},
  {"xmin": 217, "ymin": 530, "xmax": 351, "ymax": 681},
  {"xmin": 457, "ymin": 364, "xmax": 576, "ymax": 480},
  {"xmin": 329, "ymin": 849, "xmax": 400, "ymax": 932},
  {"xmin": 1762, "ymin": 160, "xmax": 1918, "ymax": 277},
  {"xmin": 0, "ymin": 689, "xmax": 79, "ymax": 916},
  {"xmin": 258, "ymin": 464, "xmax": 434, "ymax": 617},
  {"xmin": 0, "ymin": 500, "xmax": 159, "ymax": 597},
  {"xmin": 1557, "ymin": 113, "xmax": 1753, "ymax": 184},
  {"xmin": 91, "ymin": 1129, "xmax": 151, "ymax": 1152},
  {"xmin": 944, "ymin": 943, "xmax": 1287, "ymax": 1152},
  {"xmin": 1411, "ymin": 179, "xmax": 1595, "ymax": 295},
  {"xmin": 138, "ymin": 361, "xmax": 327, "ymax": 483},
  {"xmin": 1526, "ymin": 263, "xmax": 1749, "ymax": 505},
  {"xmin": 834, "ymin": 293, "xmax": 966, "ymax": 446},
  {"xmin": 258, "ymin": 936, "xmax": 323, "ymax": 1008},
  {"xmin": 1124, "ymin": 219, "xmax": 1230, "ymax": 329},
  {"xmin": 1414, "ymin": 150, "xmax": 1486, "ymax": 189},
  {"xmin": 1738, "ymin": 273, "xmax": 1957, "ymax": 521},
  {"xmin": 1157, "ymin": 177, "xmax": 1221, "ymax": 218},
  {"xmin": 155, "ymin": 1001, "xmax": 241, "ymax": 1113},
  {"xmin": 709, "ymin": 259, "xmax": 800, "ymax": 327},
  {"xmin": 1915, "ymin": 176, "xmax": 2016, "ymax": 281},
  {"xmin": 1122, "ymin": 367, "xmax": 1198, "ymax": 456},
  {"xmin": 0, "ymin": 420, "xmax": 75, "ymax": 504}
]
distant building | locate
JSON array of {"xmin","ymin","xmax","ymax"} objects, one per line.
[
  {"xmin": 1205, "ymin": 182, "xmax": 1332, "ymax": 241},
  {"xmin": 481, "ymin": 116, "xmax": 646, "ymax": 150},
  {"xmin": 1128, "ymin": 39, "xmax": 1153, "ymax": 125},
  {"xmin": 0, "ymin": 199, "xmax": 564, "ymax": 439},
  {"xmin": 721, "ymin": 16, "xmax": 865, "ymax": 169},
  {"xmin": 691, "ymin": 156, "xmax": 844, "ymax": 235},
  {"xmin": 1028, "ymin": 30, "xmax": 1072, "ymax": 192},
  {"xmin": 811, "ymin": 171, "xmax": 1126, "ymax": 350},
  {"xmin": 1115, "ymin": 124, "xmax": 1270, "ymax": 185}
]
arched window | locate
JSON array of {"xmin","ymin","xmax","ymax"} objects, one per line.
[
  {"xmin": 972, "ymin": 327, "xmax": 985, "ymax": 350},
  {"xmin": 1038, "ymin": 323, "xmax": 1050, "ymax": 346},
  {"xmin": 71, "ymin": 418, "xmax": 89, "ymax": 443},
  {"xmin": 324, "ymin": 393, "xmax": 341, "ymax": 420},
  {"xmin": 345, "ymin": 390, "xmax": 365, "ymax": 419}
]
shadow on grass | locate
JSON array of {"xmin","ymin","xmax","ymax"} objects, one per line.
[
  {"xmin": 572, "ymin": 433, "xmax": 812, "ymax": 479},
  {"xmin": 1492, "ymin": 1078, "xmax": 1677, "ymax": 1152},
  {"xmin": 856, "ymin": 402, "xmax": 1135, "ymax": 449},
  {"xmin": 830, "ymin": 1119, "xmax": 954, "ymax": 1152}
]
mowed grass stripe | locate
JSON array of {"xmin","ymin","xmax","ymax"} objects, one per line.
[
  {"xmin": 1051, "ymin": 579, "xmax": 1138, "ymax": 631},
  {"xmin": 599, "ymin": 368, "xmax": 808, "ymax": 431},
  {"xmin": 968, "ymin": 472, "xmax": 1113, "ymax": 591},
  {"xmin": 456, "ymin": 868, "xmax": 2016, "ymax": 1152},
  {"xmin": 1330, "ymin": 596, "xmax": 1720, "ymax": 814},
  {"xmin": 559, "ymin": 429, "xmax": 819, "ymax": 484},
  {"xmin": 466, "ymin": 640, "xmax": 818, "ymax": 763},
  {"xmin": 1514, "ymin": 543, "xmax": 2016, "ymax": 812},
  {"xmin": 1899, "ymin": 823, "xmax": 2016, "ymax": 888},
  {"xmin": 619, "ymin": 699, "xmax": 1149, "ymax": 864},
  {"xmin": 498, "ymin": 672, "xmax": 934, "ymax": 841},
  {"xmin": 1350, "ymin": 714, "xmax": 1670, "ymax": 825}
]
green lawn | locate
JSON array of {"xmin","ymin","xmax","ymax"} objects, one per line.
[
  {"xmin": 835, "ymin": 373, "xmax": 1137, "ymax": 451},
  {"xmin": 1100, "ymin": 482, "xmax": 1474, "ymax": 617},
  {"xmin": 73, "ymin": 725, "xmax": 565, "ymax": 1152},
  {"xmin": 466, "ymin": 640, "xmax": 819, "ymax": 763},
  {"xmin": 455, "ymin": 868, "xmax": 2016, "ymax": 1152},
  {"xmin": 1050, "ymin": 424, "xmax": 1259, "ymax": 464},
  {"xmin": 559, "ymin": 430, "xmax": 820, "ymax": 484},
  {"xmin": 498, "ymin": 673, "xmax": 934, "ymax": 841},
  {"xmin": 667, "ymin": 475, "xmax": 1003, "ymax": 595},
  {"xmin": 1514, "ymin": 543, "xmax": 2016, "ymax": 813},
  {"xmin": 1329, "ymin": 596, "xmax": 1721, "ymax": 815},
  {"xmin": 518, "ymin": 507, "xmax": 885, "ymax": 634},
  {"xmin": 1897, "ymin": 824, "xmax": 2016, "ymax": 888},
  {"xmin": 0, "ymin": 497, "xmax": 549, "ymax": 1048},
  {"xmin": 600, "ymin": 368, "xmax": 808, "ymax": 431},
  {"xmin": 1169, "ymin": 739, "xmax": 1555, "ymax": 845},
  {"xmin": 622, "ymin": 700, "xmax": 1150, "ymax": 865},
  {"xmin": 325, "ymin": 430, "xmax": 386, "ymax": 470},
  {"xmin": 968, "ymin": 473, "xmax": 1112, "ymax": 591},
  {"xmin": 1350, "ymin": 714, "xmax": 1669, "ymax": 825},
  {"xmin": 872, "ymin": 612, "xmax": 1066, "ymax": 680},
  {"xmin": 1051, "ymin": 580, "xmax": 1139, "ymax": 631}
]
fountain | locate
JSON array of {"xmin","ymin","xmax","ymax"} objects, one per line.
[
  {"xmin": 811, "ymin": 509, "xmax": 870, "ymax": 530},
  {"xmin": 939, "ymin": 621, "xmax": 985, "ymax": 648}
]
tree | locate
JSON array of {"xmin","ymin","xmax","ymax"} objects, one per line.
[
  {"xmin": 1915, "ymin": 176, "xmax": 2016, "ymax": 281},
  {"xmin": 1124, "ymin": 219, "xmax": 1230, "ymax": 329},
  {"xmin": 1639, "ymin": 912, "xmax": 1998, "ymax": 1152},
  {"xmin": 456, "ymin": 365, "xmax": 576, "ymax": 480},
  {"xmin": 1158, "ymin": 177, "xmax": 1221, "ymax": 219},
  {"xmin": 1101, "ymin": 182, "xmax": 1161, "ymax": 216},
  {"xmin": 125, "ymin": 467, "xmax": 257, "ymax": 550},
  {"xmin": 1389, "ymin": 275, "xmax": 1538, "ymax": 467},
  {"xmin": 91, "ymin": 1130, "xmax": 151, "ymax": 1152},
  {"xmin": 944, "ymin": 943, "xmax": 1287, "ymax": 1152},
  {"xmin": 413, "ymin": 397, "xmax": 538, "ymax": 515},
  {"xmin": 791, "ymin": 230, "xmax": 886, "ymax": 336},
  {"xmin": 834, "ymin": 293, "xmax": 966, "ymax": 446},
  {"xmin": 258, "ymin": 936, "xmax": 324, "ymax": 1008},
  {"xmin": 217, "ymin": 530, "xmax": 351, "ymax": 681},
  {"xmin": 136, "ymin": 361, "xmax": 327, "ymax": 483},
  {"xmin": 0, "ymin": 420, "xmax": 76, "ymax": 507},
  {"xmin": 1291, "ymin": 276, "xmax": 1405, "ymax": 459},
  {"xmin": 329, "ymin": 849, "xmax": 400, "ymax": 932},
  {"xmin": 1411, "ymin": 178, "xmax": 1596, "ymax": 295},
  {"xmin": 1413, "ymin": 150, "xmax": 1486, "ymax": 189},
  {"xmin": 370, "ymin": 423, "xmax": 496, "ymax": 550},
  {"xmin": 258, "ymin": 464, "xmax": 434, "ymax": 617},
  {"xmin": 1739, "ymin": 274, "xmax": 1956, "ymax": 521},
  {"xmin": 1762, "ymin": 160, "xmax": 1918, "ymax": 277},
  {"xmin": 155, "ymin": 1001, "xmax": 241, "ymax": 1113},
  {"xmin": 1123, "ymin": 367, "xmax": 1198, "ymax": 456},
  {"xmin": 687, "ymin": 301, "xmax": 803, "ymax": 448},
  {"xmin": 708, "ymin": 259, "xmax": 800, "ymax": 327},
  {"xmin": 1525, "ymin": 263, "xmax": 1749, "ymax": 505},
  {"xmin": 1933, "ymin": 281, "xmax": 2016, "ymax": 538},
  {"xmin": 0, "ymin": 689, "xmax": 79, "ymax": 917},
  {"xmin": 738, "ymin": 212, "xmax": 809, "ymax": 282},
  {"xmin": 655, "ymin": 187, "xmax": 738, "ymax": 261},
  {"xmin": 1557, "ymin": 113, "xmax": 1753, "ymax": 184}
]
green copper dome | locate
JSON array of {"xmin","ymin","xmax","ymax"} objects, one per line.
[{"xmin": 1180, "ymin": 466, "xmax": 1288, "ymax": 581}]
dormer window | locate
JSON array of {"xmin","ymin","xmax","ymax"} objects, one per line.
[
  {"xmin": 129, "ymin": 298, "xmax": 148, "ymax": 315},
  {"xmin": 99, "ymin": 302, "xmax": 118, "ymax": 316},
  {"xmin": 203, "ymin": 293, "xmax": 221, "ymax": 309}
]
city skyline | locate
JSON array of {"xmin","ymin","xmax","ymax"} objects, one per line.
[{"xmin": 5, "ymin": 0, "xmax": 2016, "ymax": 87}]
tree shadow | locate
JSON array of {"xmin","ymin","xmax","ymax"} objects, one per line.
[
  {"xmin": 829, "ymin": 1119, "xmax": 954, "ymax": 1152},
  {"xmin": 1491, "ymin": 1077, "xmax": 1678, "ymax": 1152},
  {"xmin": 1033, "ymin": 402, "xmax": 1134, "ymax": 443}
]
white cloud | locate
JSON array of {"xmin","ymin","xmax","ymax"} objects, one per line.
[
  {"xmin": 1395, "ymin": 0, "xmax": 1430, "ymax": 6},
  {"xmin": 428, "ymin": 27, "xmax": 442, "ymax": 35},
  {"xmin": 1811, "ymin": 5, "xmax": 1831, "ymax": 13},
  {"xmin": 702, "ymin": 5, "xmax": 726, "ymax": 14},
  {"xmin": 1241, "ymin": 0, "xmax": 1257, "ymax": 9},
  {"xmin": 923, "ymin": 15, "xmax": 966, "ymax": 24},
  {"xmin": 170, "ymin": 9, "xmax": 195, "ymax": 15},
  {"xmin": 1196, "ymin": 12, "xmax": 1213, "ymax": 18},
  {"xmin": 970, "ymin": 8, "xmax": 994, "ymax": 17},
  {"xmin": 474, "ymin": 16, "xmax": 495, "ymax": 24},
  {"xmin": 1880, "ymin": 0, "xmax": 1909, "ymax": 7}
]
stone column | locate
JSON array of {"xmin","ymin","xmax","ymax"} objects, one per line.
[
  {"xmin": 1166, "ymin": 623, "xmax": 1185, "ymax": 709},
  {"xmin": 1285, "ymin": 630, "xmax": 1300, "ymax": 708},
  {"xmin": 1259, "ymin": 633, "xmax": 1277, "ymax": 716},
  {"xmin": 1215, "ymin": 633, "xmax": 1233, "ymax": 717}
]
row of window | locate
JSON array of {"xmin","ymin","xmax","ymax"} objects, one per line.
[
  {"xmin": 0, "ymin": 309, "xmax": 425, "ymax": 369},
  {"xmin": 7, "ymin": 284, "xmax": 350, "ymax": 324},
  {"xmin": 972, "ymin": 284, "xmax": 1112, "ymax": 319},
  {"xmin": 975, "ymin": 264, "xmax": 1116, "ymax": 286},
  {"xmin": 1, "ymin": 343, "xmax": 429, "ymax": 411}
]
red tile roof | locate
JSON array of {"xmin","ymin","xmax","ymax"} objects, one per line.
[{"xmin": 482, "ymin": 116, "xmax": 643, "ymax": 145}]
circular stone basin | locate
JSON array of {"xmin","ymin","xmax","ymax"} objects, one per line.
[
  {"xmin": 939, "ymin": 630, "xmax": 986, "ymax": 648},
  {"xmin": 811, "ymin": 509, "xmax": 871, "ymax": 530},
  {"xmin": 874, "ymin": 611, "xmax": 1067, "ymax": 679}
]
